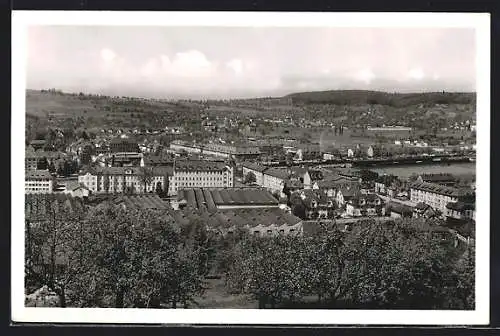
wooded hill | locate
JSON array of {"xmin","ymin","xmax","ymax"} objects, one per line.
[{"xmin": 286, "ymin": 90, "xmax": 476, "ymax": 107}]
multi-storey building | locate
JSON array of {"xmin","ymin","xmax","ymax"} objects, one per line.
[
  {"xmin": 170, "ymin": 140, "xmax": 260, "ymax": 160},
  {"xmin": 109, "ymin": 138, "xmax": 140, "ymax": 154},
  {"xmin": 408, "ymin": 181, "xmax": 472, "ymax": 215},
  {"xmin": 171, "ymin": 160, "xmax": 233, "ymax": 195},
  {"xmin": 242, "ymin": 162, "xmax": 268, "ymax": 186},
  {"xmin": 25, "ymin": 170, "xmax": 54, "ymax": 194},
  {"xmin": 78, "ymin": 166, "xmax": 173, "ymax": 195}
]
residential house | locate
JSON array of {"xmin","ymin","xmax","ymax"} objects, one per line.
[
  {"xmin": 290, "ymin": 189, "xmax": 336, "ymax": 220},
  {"xmin": 336, "ymin": 185, "xmax": 360, "ymax": 207},
  {"xmin": 374, "ymin": 174, "xmax": 400, "ymax": 197},
  {"xmin": 413, "ymin": 202, "xmax": 439, "ymax": 219},
  {"xmin": 345, "ymin": 193, "xmax": 385, "ymax": 217},
  {"xmin": 446, "ymin": 201, "xmax": 476, "ymax": 222}
]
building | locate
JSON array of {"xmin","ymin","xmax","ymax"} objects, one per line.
[
  {"xmin": 262, "ymin": 167, "xmax": 290, "ymax": 194},
  {"xmin": 25, "ymin": 151, "xmax": 64, "ymax": 170},
  {"xmin": 169, "ymin": 140, "xmax": 203, "ymax": 155},
  {"xmin": 290, "ymin": 189, "xmax": 336, "ymax": 220},
  {"xmin": 408, "ymin": 181, "xmax": 473, "ymax": 215},
  {"xmin": 336, "ymin": 186, "xmax": 360, "ymax": 207},
  {"xmin": 29, "ymin": 139, "xmax": 46, "ymax": 151},
  {"xmin": 25, "ymin": 170, "xmax": 54, "ymax": 194},
  {"xmin": 143, "ymin": 155, "xmax": 175, "ymax": 167},
  {"xmin": 109, "ymin": 138, "xmax": 140, "ymax": 153},
  {"xmin": 172, "ymin": 160, "xmax": 234, "ymax": 195},
  {"xmin": 170, "ymin": 140, "xmax": 261, "ymax": 160},
  {"xmin": 445, "ymin": 201, "xmax": 476, "ymax": 222},
  {"xmin": 170, "ymin": 207, "xmax": 303, "ymax": 237},
  {"xmin": 241, "ymin": 162, "xmax": 268, "ymax": 186},
  {"xmin": 110, "ymin": 152, "xmax": 144, "ymax": 167},
  {"xmin": 174, "ymin": 187, "xmax": 279, "ymax": 211},
  {"xmin": 294, "ymin": 144, "xmax": 322, "ymax": 161},
  {"xmin": 374, "ymin": 174, "xmax": 400, "ymax": 197},
  {"xmin": 417, "ymin": 173, "xmax": 457, "ymax": 187},
  {"xmin": 387, "ymin": 202, "xmax": 414, "ymax": 218},
  {"xmin": 78, "ymin": 166, "xmax": 173, "ymax": 195},
  {"xmin": 413, "ymin": 202, "xmax": 439, "ymax": 219},
  {"xmin": 345, "ymin": 193, "xmax": 385, "ymax": 217}
]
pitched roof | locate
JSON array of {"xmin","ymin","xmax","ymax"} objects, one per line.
[
  {"xmin": 264, "ymin": 167, "xmax": 291, "ymax": 180},
  {"xmin": 446, "ymin": 201, "xmax": 475, "ymax": 211},
  {"xmin": 175, "ymin": 159, "xmax": 228, "ymax": 172},
  {"xmin": 25, "ymin": 170, "xmax": 53, "ymax": 180},
  {"xmin": 419, "ymin": 173, "xmax": 456, "ymax": 183},
  {"xmin": 409, "ymin": 181, "xmax": 469, "ymax": 197},
  {"xmin": 241, "ymin": 161, "xmax": 267, "ymax": 173},
  {"xmin": 177, "ymin": 187, "xmax": 278, "ymax": 211},
  {"xmin": 171, "ymin": 207, "xmax": 302, "ymax": 230}
]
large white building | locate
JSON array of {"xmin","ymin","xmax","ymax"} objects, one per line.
[
  {"xmin": 172, "ymin": 160, "xmax": 233, "ymax": 195},
  {"xmin": 409, "ymin": 181, "xmax": 472, "ymax": 215},
  {"xmin": 78, "ymin": 166, "xmax": 173, "ymax": 195},
  {"xmin": 25, "ymin": 170, "xmax": 54, "ymax": 194}
]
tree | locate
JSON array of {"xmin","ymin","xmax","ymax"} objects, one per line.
[
  {"xmin": 226, "ymin": 235, "xmax": 311, "ymax": 308},
  {"xmin": 139, "ymin": 167, "xmax": 154, "ymax": 193},
  {"xmin": 244, "ymin": 172, "xmax": 257, "ymax": 184},
  {"xmin": 25, "ymin": 194, "xmax": 88, "ymax": 307}
]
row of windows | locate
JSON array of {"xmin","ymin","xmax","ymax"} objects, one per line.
[
  {"xmin": 25, "ymin": 187, "xmax": 51, "ymax": 192},
  {"xmin": 26, "ymin": 182, "xmax": 51, "ymax": 186},
  {"xmin": 175, "ymin": 181, "xmax": 230, "ymax": 188},
  {"xmin": 177, "ymin": 176, "xmax": 224, "ymax": 181}
]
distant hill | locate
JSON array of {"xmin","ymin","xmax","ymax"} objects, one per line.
[{"xmin": 285, "ymin": 90, "xmax": 476, "ymax": 107}]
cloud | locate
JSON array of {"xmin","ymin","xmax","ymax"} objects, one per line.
[
  {"xmin": 226, "ymin": 59, "xmax": 244, "ymax": 75},
  {"xmin": 408, "ymin": 67, "xmax": 425, "ymax": 80},
  {"xmin": 26, "ymin": 26, "xmax": 476, "ymax": 98},
  {"xmin": 100, "ymin": 48, "xmax": 116, "ymax": 62},
  {"xmin": 354, "ymin": 68, "xmax": 376, "ymax": 84}
]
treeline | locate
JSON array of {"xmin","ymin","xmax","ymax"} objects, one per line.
[
  {"xmin": 287, "ymin": 90, "xmax": 476, "ymax": 107},
  {"xmin": 25, "ymin": 195, "xmax": 474, "ymax": 309}
]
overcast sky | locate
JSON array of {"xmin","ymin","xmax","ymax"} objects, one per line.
[{"xmin": 27, "ymin": 26, "xmax": 476, "ymax": 99}]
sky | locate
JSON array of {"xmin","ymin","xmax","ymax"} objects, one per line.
[{"xmin": 26, "ymin": 26, "xmax": 476, "ymax": 99}]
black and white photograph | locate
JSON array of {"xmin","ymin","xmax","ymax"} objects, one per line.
[{"xmin": 11, "ymin": 11, "xmax": 490, "ymax": 325}]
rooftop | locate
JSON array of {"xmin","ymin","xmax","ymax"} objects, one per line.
[
  {"xmin": 241, "ymin": 161, "xmax": 268, "ymax": 173},
  {"xmin": 170, "ymin": 207, "xmax": 301, "ymax": 229},
  {"xmin": 25, "ymin": 169, "xmax": 53, "ymax": 180},
  {"xmin": 409, "ymin": 181, "xmax": 470, "ymax": 197},
  {"xmin": 446, "ymin": 201, "xmax": 475, "ymax": 211},
  {"xmin": 177, "ymin": 187, "xmax": 278, "ymax": 211},
  {"xmin": 264, "ymin": 167, "xmax": 291, "ymax": 180},
  {"xmin": 175, "ymin": 160, "xmax": 229, "ymax": 172}
]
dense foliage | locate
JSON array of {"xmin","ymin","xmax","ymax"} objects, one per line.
[{"xmin": 25, "ymin": 196, "xmax": 474, "ymax": 309}]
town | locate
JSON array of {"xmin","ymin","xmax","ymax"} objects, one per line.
[{"xmin": 24, "ymin": 88, "xmax": 476, "ymax": 309}]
